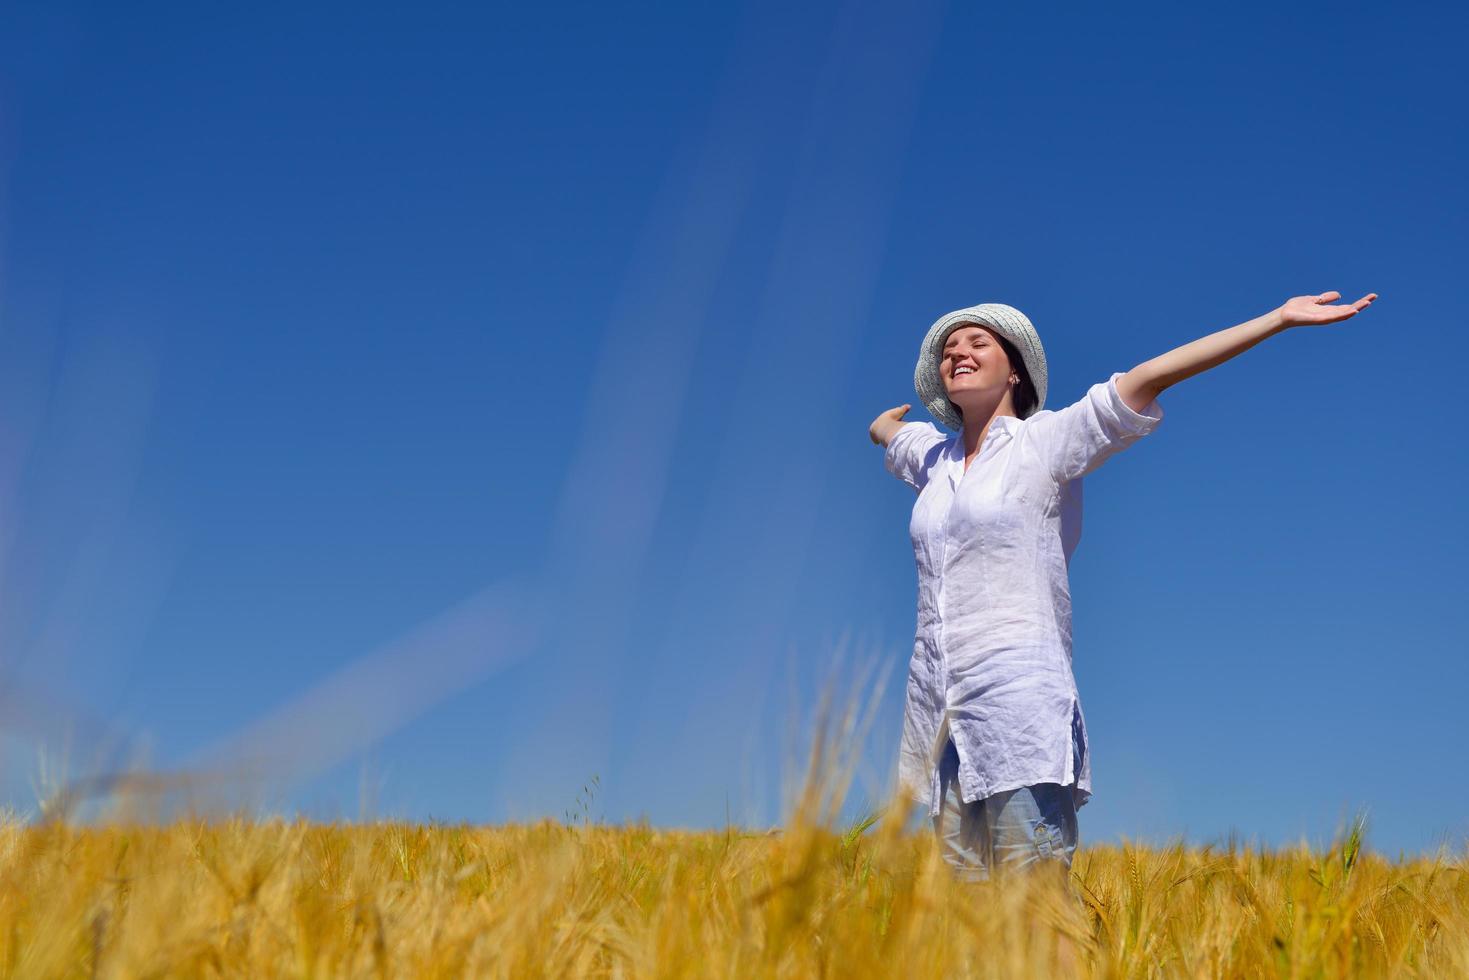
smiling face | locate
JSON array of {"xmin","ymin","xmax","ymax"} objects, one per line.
[{"xmin": 940, "ymin": 324, "xmax": 1017, "ymax": 417}]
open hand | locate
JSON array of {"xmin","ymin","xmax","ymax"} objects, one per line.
[
  {"xmin": 1277, "ymin": 291, "xmax": 1378, "ymax": 328},
  {"xmin": 870, "ymin": 404, "xmax": 911, "ymax": 446}
]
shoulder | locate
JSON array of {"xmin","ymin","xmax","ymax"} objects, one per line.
[
  {"xmin": 890, "ymin": 420, "xmax": 948, "ymax": 449},
  {"xmin": 905, "ymin": 419, "xmax": 946, "ymax": 438}
]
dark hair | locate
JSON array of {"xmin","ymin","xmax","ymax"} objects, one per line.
[{"xmin": 945, "ymin": 329, "xmax": 1039, "ymax": 420}]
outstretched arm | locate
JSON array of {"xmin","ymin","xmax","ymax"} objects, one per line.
[
  {"xmin": 1115, "ymin": 290, "xmax": 1379, "ymax": 414},
  {"xmin": 869, "ymin": 404, "xmax": 913, "ymax": 447},
  {"xmin": 872, "ymin": 405, "xmax": 946, "ymax": 493}
]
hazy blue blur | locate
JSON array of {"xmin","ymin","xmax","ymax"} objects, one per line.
[{"xmin": 1, "ymin": 0, "xmax": 1463, "ymax": 853}]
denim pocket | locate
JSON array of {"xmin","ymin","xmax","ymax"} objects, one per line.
[{"xmin": 1028, "ymin": 784, "xmax": 1075, "ymax": 863}]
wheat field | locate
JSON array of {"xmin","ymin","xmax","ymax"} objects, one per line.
[
  {"xmin": 3, "ymin": 797, "xmax": 1466, "ymax": 978},
  {"xmin": 5, "ymin": 689, "xmax": 1467, "ymax": 979}
]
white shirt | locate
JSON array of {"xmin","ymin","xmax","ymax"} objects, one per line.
[{"xmin": 884, "ymin": 371, "xmax": 1164, "ymax": 817}]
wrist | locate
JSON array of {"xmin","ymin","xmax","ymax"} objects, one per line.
[{"xmin": 1263, "ymin": 307, "xmax": 1291, "ymax": 334}]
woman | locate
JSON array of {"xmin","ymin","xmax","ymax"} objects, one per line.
[{"xmin": 869, "ymin": 291, "xmax": 1377, "ymax": 881}]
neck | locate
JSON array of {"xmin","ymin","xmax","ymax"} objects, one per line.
[{"xmin": 958, "ymin": 396, "xmax": 1017, "ymax": 454}]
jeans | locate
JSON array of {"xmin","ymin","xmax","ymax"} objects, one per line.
[{"xmin": 932, "ymin": 737, "xmax": 1078, "ymax": 881}]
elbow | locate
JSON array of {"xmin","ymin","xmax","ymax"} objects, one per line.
[{"xmin": 1117, "ymin": 368, "xmax": 1165, "ymax": 415}]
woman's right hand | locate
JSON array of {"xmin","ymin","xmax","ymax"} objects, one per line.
[{"xmin": 869, "ymin": 404, "xmax": 912, "ymax": 447}]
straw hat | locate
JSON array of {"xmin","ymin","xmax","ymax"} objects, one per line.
[{"xmin": 913, "ymin": 303, "xmax": 1049, "ymax": 431}]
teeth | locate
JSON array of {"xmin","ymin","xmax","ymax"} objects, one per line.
[{"xmin": 955, "ymin": 366, "xmax": 975, "ymax": 376}]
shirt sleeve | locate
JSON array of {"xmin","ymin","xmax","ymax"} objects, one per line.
[
  {"xmin": 883, "ymin": 421, "xmax": 947, "ymax": 493},
  {"xmin": 1027, "ymin": 371, "xmax": 1164, "ymax": 485}
]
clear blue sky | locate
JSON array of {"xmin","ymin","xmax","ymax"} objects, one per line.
[{"xmin": 1, "ymin": 0, "xmax": 1464, "ymax": 855}]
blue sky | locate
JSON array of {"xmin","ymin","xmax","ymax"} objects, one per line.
[{"xmin": 1, "ymin": 0, "xmax": 1464, "ymax": 855}]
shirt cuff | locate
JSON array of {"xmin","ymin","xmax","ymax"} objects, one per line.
[
  {"xmin": 883, "ymin": 421, "xmax": 918, "ymax": 472},
  {"xmin": 1104, "ymin": 371, "xmax": 1164, "ymax": 435}
]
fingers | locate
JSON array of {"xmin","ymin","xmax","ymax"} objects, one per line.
[{"xmin": 1291, "ymin": 290, "xmax": 1377, "ymax": 324}]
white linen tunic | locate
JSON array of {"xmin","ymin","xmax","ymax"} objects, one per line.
[{"xmin": 885, "ymin": 372, "xmax": 1164, "ymax": 817}]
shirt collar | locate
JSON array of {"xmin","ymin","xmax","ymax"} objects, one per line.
[{"xmin": 946, "ymin": 414, "xmax": 1024, "ymax": 461}]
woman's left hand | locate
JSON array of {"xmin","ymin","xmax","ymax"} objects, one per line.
[{"xmin": 1276, "ymin": 290, "xmax": 1379, "ymax": 328}]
